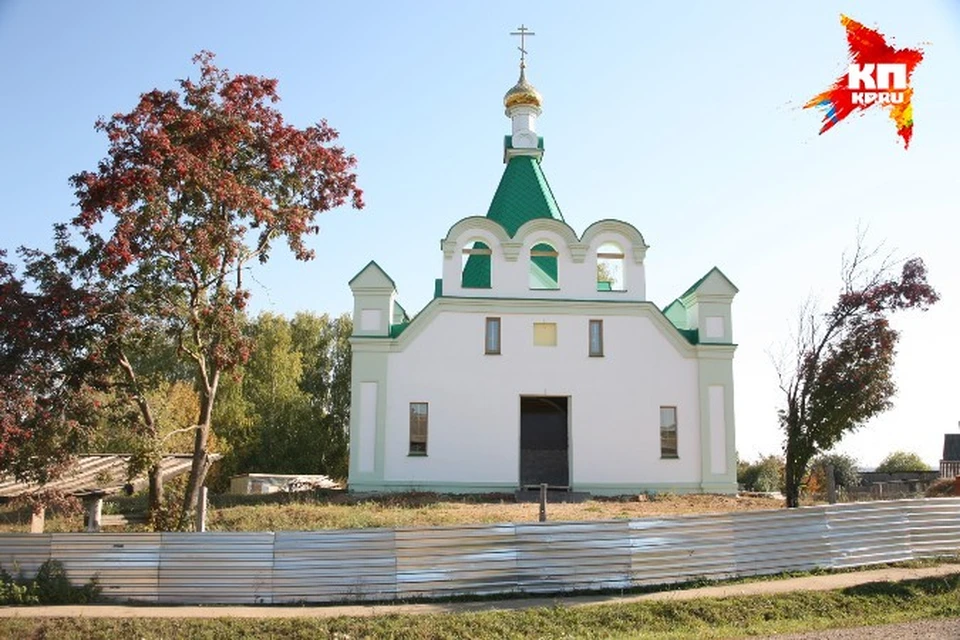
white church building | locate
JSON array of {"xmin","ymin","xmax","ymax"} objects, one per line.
[{"xmin": 347, "ymin": 59, "xmax": 738, "ymax": 496}]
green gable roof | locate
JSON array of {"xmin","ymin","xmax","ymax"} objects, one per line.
[{"xmin": 461, "ymin": 155, "xmax": 564, "ymax": 288}]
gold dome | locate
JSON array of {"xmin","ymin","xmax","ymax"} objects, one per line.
[{"xmin": 503, "ymin": 66, "xmax": 542, "ymax": 109}]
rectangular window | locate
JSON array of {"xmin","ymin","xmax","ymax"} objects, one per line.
[
  {"xmin": 485, "ymin": 317, "xmax": 501, "ymax": 354},
  {"xmin": 533, "ymin": 322, "xmax": 557, "ymax": 346},
  {"xmin": 589, "ymin": 319, "xmax": 604, "ymax": 356},
  {"xmin": 409, "ymin": 402, "xmax": 428, "ymax": 455},
  {"xmin": 660, "ymin": 406, "xmax": 678, "ymax": 458}
]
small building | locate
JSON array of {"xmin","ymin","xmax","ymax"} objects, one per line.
[
  {"xmin": 346, "ymin": 60, "xmax": 739, "ymax": 496},
  {"xmin": 229, "ymin": 473, "xmax": 339, "ymax": 495},
  {"xmin": 941, "ymin": 433, "xmax": 960, "ymax": 479}
]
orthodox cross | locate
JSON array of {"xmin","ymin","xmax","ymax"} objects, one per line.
[{"xmin": 510, "ymin": 24, "xmax": 536, "ymax": 67}]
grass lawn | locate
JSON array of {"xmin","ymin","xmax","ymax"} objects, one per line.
[
  {"xmin": 1, "ymin": 573, "xmax": 959, "ymax": 639},
  {"xmin": 0, "ymin": 492, "xmax": 785, "ymax": 533}
]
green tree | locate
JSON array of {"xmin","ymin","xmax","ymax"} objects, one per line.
[
  {"xmin": 808, "ymin": 452, "xmax": 860, "ymax": 495},
  {"xmin": 875, "ymin": 450, "xmax": 930, "ymax": 473},
  {"xmin": 777, "ymin": 240, "xmax": 938, "ymax": 507},
  {"xmin": 244, "ymin": 313, "xmax": 310, "ymax": 473},
  {"xmin": 213, "ymin": 312, "xmax": 352, "ymax": 480},
  {"xmin": 291, "ymin": 312, "xmax": 352, "ymax": 478}
]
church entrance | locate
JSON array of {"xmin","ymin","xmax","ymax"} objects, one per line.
[{"xmin": 519, "ymin": 396, "xmax": 569, "ymax": 489}]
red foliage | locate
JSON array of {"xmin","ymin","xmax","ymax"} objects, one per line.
[
  {"xmin": 780, "ymin": 253, "xmax": 939, "ymax": 507},
  {"xmin": 2, "ymin": 52, "xmax": 363, "ymax": 516},
  {"xmin": 0, "ymin": 247, "xmax": 106, "ymax": 486}
]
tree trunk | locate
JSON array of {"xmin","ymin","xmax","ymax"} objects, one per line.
[
  {"xmin": 148, "ymin": 463, "xmax": 163, "ymax": 515},
  {"xmin": 179, "ymin": 371, "xmax": 219, "ymax": 530},
  {"xmin": 179, "ymin": 423, "xmax": 210, "ymax": 530},
  {"xmin": 784, "ymin": 438, "xmax": 801, "ymax": 508}
]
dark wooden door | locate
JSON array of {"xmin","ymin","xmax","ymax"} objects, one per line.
[{"xmin": 520, "ymin": 397, "xmax": 569, "ymax": 488}]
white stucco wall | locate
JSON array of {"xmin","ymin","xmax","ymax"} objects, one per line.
[
  {"xmin": 381, "ymin": 310, "xmax": 701, "ymax": 488},
  {"xmin": 440, "ymin": 219, "xmax": 648, "ymax": 302}
]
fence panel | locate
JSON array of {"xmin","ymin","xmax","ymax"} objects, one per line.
[
  {"xmin": 0, "ymin": 534, "xmax": 50, "ymax": 579},
  {"xmin": 824, "ymin": 501, "xmax": 913, "ymax": 568},
  {"xmin": 629, "ymin": 512, "xmax": 737, "ymax": 586},
  {"xmin": 0, "ymin": 498, "xmax": 957, "ymax": 604},
  {"xmin": 273, "ymin": 529, "xmax": 396, "ymax": 603},
  {"xmin": 158, "ymin": 532, "xmax": 274, "ymax": 604},
  {"xmin": 516, "ymin": 520, "xmax": 633, "ymax": 593},
  {"xmin": 50, "ymin": 533, "xmax": 160, "ymax": 602},
  {"xmin": 733, "ymin": 507, "xmax": 832, "ymax": 576},
  {"xmin": 903, "ymin": 498, "xmax": 960, "ymax": 557},
  {"xmin": 396, "ymin": 524, "xmax": 518, "ymax": 598}
]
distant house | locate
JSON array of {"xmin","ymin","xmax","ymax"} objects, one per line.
[
  {"xmin": 229, "ymin": 474, "xmax": 339, "ymax": 495},
  {"xmin": 941, "ymin": 433, "xmax": 960, "ymax": 479},
  {"xmin": 344, "ymin": 61, "xmax": 739, "ymax": 497}
]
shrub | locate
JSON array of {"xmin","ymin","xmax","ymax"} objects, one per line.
[
  {"xmin": 805, "ymin": 453, "xmax": 860, "ymax": 498},
  {"xmin": 738, "ymin": 455, "xmax": 785, "ymax": 493},
  {"xmin": 0, "ymin": 567, "xmax": 38, "ymax": 605},
  {"xmin": 0, "ymin": 560, "xmax": 100, "ymax": 605}
]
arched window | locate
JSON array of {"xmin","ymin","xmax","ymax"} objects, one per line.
[
  {"xmin": 461, "ymin": 241, "xmax": 492, "ymax": 288},
  {"xmin": 597, "ymin": 242, "xmax": 625, "ymax": 291},
  {"xmin": 529, "ymin": 242, "xmax": 559, "ymax": 290}
]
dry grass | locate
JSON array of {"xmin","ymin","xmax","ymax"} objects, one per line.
[
  {"xmin": 207, "ymin": 493, "xmax": 783, "ymax": 531},
  {"xmin": 0, "ymin": 492, "xmax": 784, "ymax": 533},
  {"xmin": 925, "ymin": 478, "xmax": 958, "ymax": 498}
]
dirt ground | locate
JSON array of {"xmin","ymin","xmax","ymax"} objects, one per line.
[{"xmin": 763, "ymin": 618, "xmax": 960, "ymax": 640}]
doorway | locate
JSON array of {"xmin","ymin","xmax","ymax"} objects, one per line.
[{"xmin": 519, "ymin": 396, "xmax": 569, "ymax": 489}]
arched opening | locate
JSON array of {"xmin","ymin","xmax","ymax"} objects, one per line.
[
  {"xmin": 597, "ymin": 242, "xmax": 625, "ymax": 291},
  {"xmin": 461, "ymin": 241, "xmax": 492, "ymax": 288},
  {"xmin": 529, "ymin": 242, "xmax": 559, "ymax": 290}
]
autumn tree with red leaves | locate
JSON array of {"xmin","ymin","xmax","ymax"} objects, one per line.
[
  {"xmin": 776, "ymin": 239, "xmax": 938, "ymax": 508},
  {"xmin": 0, "ymin": 242, "xmax": 107, "ymax": 495},
  {"xmin": 61, "ymin": 51, "xmax": 363, "ymax": 526}
]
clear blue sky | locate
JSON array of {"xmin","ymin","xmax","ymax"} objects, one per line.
[{"xmin": 1, "ymin": 1, "xmax": 957, "ymax": 469}]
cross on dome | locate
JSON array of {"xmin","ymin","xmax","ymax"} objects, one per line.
[{"xmin": 504, "ymin": 24, "xmax": 543, "ymax": 111}]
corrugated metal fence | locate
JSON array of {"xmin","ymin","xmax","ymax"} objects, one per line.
[{"xmin": 0, "ymin": 498, "xmax": 957, "ymax": 604}]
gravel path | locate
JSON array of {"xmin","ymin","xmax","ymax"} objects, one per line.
[{"xmin": 764, "ymin": 617, "xmax": 960, "ymax": 639}]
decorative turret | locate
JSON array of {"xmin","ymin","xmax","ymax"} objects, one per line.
[{"xmin": 504, "ymin": 25, "xmax": 543, "ymax": 161}]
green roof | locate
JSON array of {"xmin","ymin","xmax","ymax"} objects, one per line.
[
  {"xmin": 393, "ymin": 301, "xmax": 409, "ymax": 324},
  {"xmin": 461, "ymin": 241, "xmax": 492, "ymax": 289},
  {"xmin": 461, "ymin": 155, "xmax": 564, "ymax": 288},
  {"xmin": 529, "ymin": 248, "xmax": 558, "ymax": 290},
  {"xmin": 486, "ymin": 155, "xmax": 563, "ymax": 235}
]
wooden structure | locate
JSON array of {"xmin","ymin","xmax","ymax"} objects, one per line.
[{"xmin": 0, "ymin": 454, "xmax": 219, "ymax": 532}]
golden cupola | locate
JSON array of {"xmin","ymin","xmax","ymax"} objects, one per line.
[{"xmin": 503, "ymin": 65, "xmax": 543, "ymax": 110}]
